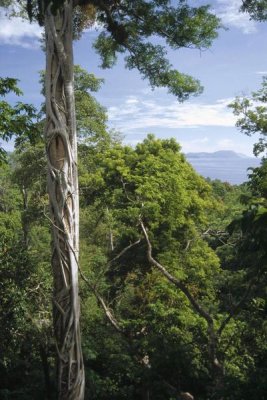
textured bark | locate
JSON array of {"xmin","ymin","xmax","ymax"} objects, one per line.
[{"xmin": 44, "ymin": 1, "xmax": 85, "ymax": 398}]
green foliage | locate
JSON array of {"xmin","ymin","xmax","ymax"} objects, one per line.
[
  {"xmin": 124, "ymin": 43, "xmax": 203, "ymax": 98},
  {"xmin": 0, "ymin": 66, "xmax": 114, "ymax": 398},
  {"xmin": 0, "ymin": 78, "xmax": 22, "ymax": 96},
  {"xmin": 229, "ymin": 76, "xmax": 267, "ymax": 156},
  {"xmin": 73, "ymin": 65, "xmax": 109, "ymax": 142},
  {"xmin": 0, "ymin": 155, "xmax": 55, "ymax": 400},
  {"xmin": 207, "ymin": 179, "xmax": 251, "ymax": 231},
  {"xmin": 21, "ymin": 0, "xmax": 220, "ymax": 100},
  {"xmin": 248, "ymin": 157, "xmax": 267, "ymax": 197},
  {"xmin": 241, "ymin": 0, "xmax": 267, "ymax": 21},
  {"xmin": 92, "ymin": 1, "xmax": 220, "ymax": 100},
  {"xmin": 2, "ymin": 128, "xmax": 267, "ymax": 399},
  {"xmin": 0, "ymin": 78, "xmax": 41, "ymax": 162},
  {"xmin": 228, "ymin": 196, "xmax": 267, "ymax": 268},
  {"xmin": 78, "ymin": 135, "xmax": 225, "ymax": 399},
  {"xmin": 227, "ymin": 82, "xmax": 267, "ymax": 390},
  {"xmin": 1, "ymin": 49, "xmax": 266, "ymax": 398},
  {"xmin": 209, "ymin": 178, "xmax": 267, "ymax": 399},
  {"xmin": 226, "ymin": 80, "xmax": 267, "ymax": 399}
]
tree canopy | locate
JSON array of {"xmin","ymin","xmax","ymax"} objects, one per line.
[
  {"xmin": 229, "ymin": 76, "xmax": 267, "ymax": 157},
  {"xmin": 241, "ymin": 0, "xmax": 267, "ymax": 21},
  {"xmin": 0, "ymin": 78, "xmax": 40, "ymax": 162},
  {"xmin": 18, "ymin": 0, "xmax": 221, "ymax": 100}
]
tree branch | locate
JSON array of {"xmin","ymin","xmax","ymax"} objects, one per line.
[
  {"xmin": 71, "ymin": 237, "xmax": 196, "ymax": 398},
  {"xmin": 80, "ymin": 268, "xmax": 124, "ymax": 333},
  {"xmin": 140, "ymin": 219, "xmax": 214, "ymax": 326},
  {"xmin": 66, "ymin": 236, "xmax": 124, "ymax": 334},
  {"xmin": 139, "ymin": 218, "xmax": 224, "ymax": 371},
  {"xmin": 109, "ymin": 238, "xmax": 141, "ymax": 265}
]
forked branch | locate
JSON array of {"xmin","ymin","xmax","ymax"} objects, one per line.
[
  {"xmin": 79, "ymin": 267, "xmax": 124, "ymax": 334},
  {"xmin": 109, "ymin": 238, "xmax": 141, "ymax": 265},
  {"xmin": 139, "ymin": 218, "xmax": 221, "ymax": 370},
  {"xmin": 140, "ymin": 219, "xmax": 214, "ymax": 326}
]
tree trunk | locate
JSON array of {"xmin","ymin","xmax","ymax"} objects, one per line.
[{"xmin": 44, "ymin": 1, "xmax": 85, "ymax": 398}]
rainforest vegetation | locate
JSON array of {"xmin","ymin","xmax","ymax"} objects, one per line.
[
  {"xmin": 1, "ymin": 66, "xmax": 267, "ymax": 400},
  {"xmin": 0, "ymin": 1, "xmax": 267, "ymax": 400}
]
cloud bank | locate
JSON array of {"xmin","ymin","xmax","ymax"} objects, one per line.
[
  {"xmin": 0, "ymin": 9, "xmax": 43, "ymax": 48},
  {"xmin": 215, "ymin": 0, "xmax": 257, "ymax": 34},
  {"xmin": 108, "ymin": 96, "xmax": 236, "ymax": 132}
]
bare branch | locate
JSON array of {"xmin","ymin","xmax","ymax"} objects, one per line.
[
  {"xmin": 80, "ymin": 267, "xmax": 124, "ymax": 334},
  {"xmin": 71, "ymin": 237, "xmax": 197, "ymax": 398},
  {"xmin": 67, "ymin": 239, "xmax": 124, "ymax": 334},
  {"xmin": 139, "ymin": 218, "xmax": 225, "ymax": 373},
  {"xmin": 140, "ymin": 219, "xmax": 214, "ymax": 326},
  {"xmin": 43, "ymin": 209, "xmax": 66, "ymax": 235},
  {"xmin": 120, "ymin": 176, "xmax": 136, "ymax": 203},
  {"xmin": 109, "ymin": 238, "xmax": 141, "ymax": 265},
  {"xmin": 184, "ymin": 239, "xmax": 193, "ymax": 252},
  {"xmin": 202, "ymin": 228, "xmax": 230, "ymax": 246}
]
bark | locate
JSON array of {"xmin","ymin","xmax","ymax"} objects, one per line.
[{"xmin": 44, "ymin": 1, "xmax": 84, "ymax": 398}]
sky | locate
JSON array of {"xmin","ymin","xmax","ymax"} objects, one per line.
[{"xmin": 1, "ymin": 0, "xmax": 267, "ymax": 156}]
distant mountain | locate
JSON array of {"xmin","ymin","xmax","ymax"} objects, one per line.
[
  {"xmin": 185, "ymin": 151, "xmax": 261, "ymax": 184},
  {"xmin": 186, "ymin": 150, "xmax": 251, "ymax": 159}
]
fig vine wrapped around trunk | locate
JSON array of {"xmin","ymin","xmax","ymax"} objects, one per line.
[{"xmin": 44, "ymin": 1, "xmax": 85, "ymax": 398}]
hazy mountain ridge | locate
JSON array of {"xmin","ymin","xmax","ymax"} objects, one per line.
[
  {"xmin": 186, "ymin": 150, "xmax": 252, "ymax": 160},
  {"xmin": 185, "ymin": 151, "xmax": 261, "ymax": 184}
]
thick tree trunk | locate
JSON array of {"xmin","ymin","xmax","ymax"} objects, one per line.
[{"xmin": 44, "ymin": 1, "xmax": 85, "ymax": 398}]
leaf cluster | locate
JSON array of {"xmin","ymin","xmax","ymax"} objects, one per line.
[
  {"xmin": 241, "ymin": 0, "xmax": 267, "ymax": 21},
  {"xmin": 229, "ymin": 76, "xmax": 267, "ymax": 156},
  {"xmin": 0, "ymin": 78, "xmax": 41, "ymax": 162},
  {"xmin": 21, "ymin": 0, "xmax": 220, "ymax": 100},
  {"xmin": 91, "ymin": 0, "xmax": 220, "ymax": 100}
]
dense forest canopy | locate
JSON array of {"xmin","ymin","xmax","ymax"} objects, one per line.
[{"xmin": 0, "ymin": 1, "xmax": 267, "ymax": 400}]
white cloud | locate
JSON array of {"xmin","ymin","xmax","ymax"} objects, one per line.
[
  {"xmin": 256, "ymin": 71, "xmax": 267, "ymax": 75},
  {"xmin": 125, "ymin": 96, "xmax": 139, "ymax": 105},
  {"xmin": 124, "ymin": 134, "xmax": 253, "ymax": 156},
  {"xmin": 216, "ymin": 0, "xmax": 257, "ymax": 34},
  {"xmin": 107, "ymin": 96, "xmax": 236, "ymax": 132},
  {"xmin": 0, "ymin": 10, "xmax": 43, "ymax": 48},
  {"xmin": 217, "ymin": 138, "xmax": 235, "ymax": 148},
  {"xmin": 179, "ymin": 137, "xmax": 210, "ymax": 153}
]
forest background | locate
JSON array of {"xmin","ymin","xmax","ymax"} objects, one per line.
[{"xmin": 0, "ymin": 1, "xmax": 267, "ymax": 400}]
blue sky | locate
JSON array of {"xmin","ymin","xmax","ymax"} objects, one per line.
[{"xmin": 1, "ymin": 0, "xmax": 267, "ymax": 156}]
